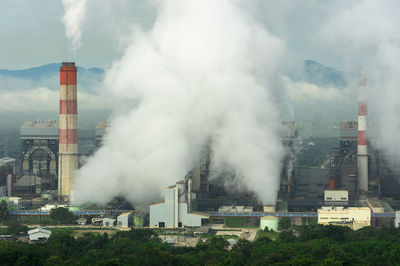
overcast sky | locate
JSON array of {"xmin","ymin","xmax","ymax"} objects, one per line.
[{"xmin": 0, "ymin": 0, "xmax": 366, "ymax": 70}]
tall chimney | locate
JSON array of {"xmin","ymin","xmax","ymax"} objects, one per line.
[
  {"xmin": 357, "ymin": 70, "xmax": 368, "ymax": 193},
  {"xmin": 58, "ymin": 62, "xmax": 78, "ymax": 201}
]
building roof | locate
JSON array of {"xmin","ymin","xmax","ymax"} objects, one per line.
[
  {"xmin": 28, "ymin": 228, "xmax": 51, "ymax": 235},
  {"xmin": 21, "ymin": 120, "xmax": 58, "ymax": 129},
  {"xmin": 0, "ymin": 157, "xmax": 16, "ymax": 165},
  {"xmin": 96, "ymin": 121, "xmax": 108, "ymax": 129},
  {"xmin": 20, "ymin": 120, "xmax": 58, "ymax": 138},
  {"xmin": 118, "ymin": 211, "xmax": 134, "ymax": 217}
]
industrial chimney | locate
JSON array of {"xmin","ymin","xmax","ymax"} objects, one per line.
[
  {"xmin": 357, "ymin": 70, "xmax": 368, "ymax": 193},
  {"xmin": 58, "ymin": 62, "xmax": 78, "ymax": 201}
]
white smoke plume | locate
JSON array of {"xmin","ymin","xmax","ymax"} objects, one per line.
[
  {"xmin": 317, "ymin": 0, "xmax": 400, "ymax": 162},
  {"xmin": 61, "ymin": 0, "xmax": 87, "ymax": 55},
  {"xmin": 73, "ymin": 0, "xmax": 285, "ymax": 205}
]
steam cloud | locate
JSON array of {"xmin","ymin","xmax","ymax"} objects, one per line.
[
  {"xmin": 317, "ymin": 0, "xmax": 400, "ymax": 162},
  {"xmin": 73, "ymin": 0, "xmax": 285, "ymax": 205},
  {"xmin": 61, "ymin": 0, "xmax": 87, "ymax": 55}
]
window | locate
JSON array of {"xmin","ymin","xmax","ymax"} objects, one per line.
[
  {"xmin": 159, "ymin": 222, "xmax": 165, "ymax": 228},
  {"xmin": 178, "ymin": 222, "xmax": 182, "ymax": 227}
]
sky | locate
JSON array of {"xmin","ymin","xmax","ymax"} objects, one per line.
[
  {"xmin": 0, "ymin": 0, "xmax": 361, "ymax": 70},
  {"xmin": 0, "ymin": 0, "xmax": 155, "ymax": 69}
]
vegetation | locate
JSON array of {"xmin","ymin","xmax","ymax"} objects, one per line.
[
  {"xmin": 50, "ymin": 207, "xmax": 76, "ymax": 225},
  {"xmin": 0, "ymin": 200, "xmax": 8, "ymax": 224},
  {"xmin": 1, "ymin": 226, "xmax": 400, "ymax": 264},
  {"xmin": 278, "ymin": 217, "xmax": 291, "ymax": 230},
  {"xmin": 225, "ymin": 217, "xmax": 249, "ymax": 227}
]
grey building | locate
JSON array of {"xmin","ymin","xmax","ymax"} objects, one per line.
[{"xmin": 117, "ymin": 212, "xmax": 134, "ymax": 227}]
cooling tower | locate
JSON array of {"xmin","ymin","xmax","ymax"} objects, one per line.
[
  {"xmin": 357, "ymin": 70, "xmax": 368, "ymax": 193},
  {"xmin": 58, "ymin": 62, "xmax": 78, "ymax": 201}
]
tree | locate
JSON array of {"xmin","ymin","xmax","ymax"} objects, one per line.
[
  {"xmin": 50, "ymin": 207, "xmax": 76, "ymax": 225},
  {"xmin": 7, "ymin": 220, "xmax": 28, "ymax": 240},
  {"xmin": 0, "ymin": 200, "xmax": 9, "ymax": 223},
  {"xmin": 278, "ymin": 217, "xmax": 291, "ymax": 231}
]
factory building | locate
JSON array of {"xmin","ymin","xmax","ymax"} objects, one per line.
[
  {"xmin": 58, "ymin": 62, "xmax": 78, "ymax": 201},
  {"xmin": 318, "ymin": 206, "xmax": 371, "ymax": 230},
  {"xmin": 95, "ymin": 121, "xmax": 108, "ymax": 148},
  {"xmin": 150, "ymin": 181, "xmax": 209, "ymax": 228},
  {"xmin": 19, "ymin": 120, "xmax": 58, "ymax": 193}
]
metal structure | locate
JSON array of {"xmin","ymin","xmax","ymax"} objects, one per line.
[{"xmin": 58, "ymin": 62, "xmax": 78, "ymax": 201}]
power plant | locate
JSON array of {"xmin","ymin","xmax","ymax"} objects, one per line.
[
  {"xmin": 58, "ymin": 62, "xmax": 78, "ymax": 201},
  {"xmin": 1, "ymin": 66, "xmax": 400, "ymax": 231}
]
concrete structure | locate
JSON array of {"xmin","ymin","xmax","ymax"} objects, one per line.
[
  {"xmin": 117, "ymin": 212, "xmax": 134, "ymax": 227},
  {"xmin": 218, "ymin": 206, "xmax": 253, "ymax": 213},
  {"xmin": 263, "ymin": 205, "xmax": 276, "ymax": 212},
  {"xmin": 28, "ymin": 228, "xmax": 51, "ymax": 241},
  {"xmin": 260, "ymin": 216, "xmax": 279, "ymax": 231},
  {"xmin": 318, "ymin": 206, "xmax": 371, "ymax": 230},
  {"xmin": 58, "ymin": 62, "xmax": 78, "ymax": 201},
  {"xmin": 357, "ymin": 70, "xmax": 368, "ymax": 192},
  {"xmin": 150, "ymin": 183, "xmax": 209, "ymax": 228},
  {"xmin": 324, "ymin": 190, "xmax": 348, "ymax": 205},
  {"xmin": 396, "ymin": 211, "xmax": 400, "ymax": 228},
  {"xmin": 103, "ymin": 218, "xmax": 116, "ymax": 227}
]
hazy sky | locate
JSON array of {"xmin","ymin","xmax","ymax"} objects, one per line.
[{"xmin": 0, "ymin": 0, "xmax": 361, "ymax": 70}]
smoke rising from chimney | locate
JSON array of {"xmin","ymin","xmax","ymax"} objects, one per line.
[
  {"xmin": 72, "ymin": 0, "xmax": 285, "ymax": 206},
  {"xmin": 317, "ymin": 0, "xmax": 400, "ymax": 163},
  {"xmin": 61, "ymin": 0, "xmax": 87, "ymax": 55}
]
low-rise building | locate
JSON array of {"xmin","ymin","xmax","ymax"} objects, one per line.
[
  {"xmin": 150, "ymin": 183, "xmax": 209, "ymax": 228},
  {"xmin": 28, "ymin": 228, "xmax": 51, "ymax": 241},
  {"xmin": 103, "ymin": 218, "xmax": 116, "ymax": 227},
  {"xmin": 117, "ymin": 212, "xmax": 134, "ymax": 227},
  {"xmin": 318, "ymin": 206, "xmax": 371, "ymax": 230}
]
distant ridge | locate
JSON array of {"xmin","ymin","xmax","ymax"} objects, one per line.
[
  {"xmin": 304, "ymin": 60, "xmax": 347, "ymax": 88},
  {"xmin": 0, "ymin": 63, "xmax": 104, "ymax": 81}
]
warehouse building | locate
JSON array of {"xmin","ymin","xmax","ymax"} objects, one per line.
[
  {"xmin": 150, "ymin": 182, "xmax": 209, "ymax": 228},
  {"xmin": 28, "ymin": 228, "xmax": 51, "ymax": 241}
]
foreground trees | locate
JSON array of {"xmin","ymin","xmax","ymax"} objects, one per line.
[{"xmin": 0, "ymin": 226, "xmax": 400, "ymax": 265}]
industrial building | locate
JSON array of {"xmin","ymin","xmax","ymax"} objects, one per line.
[
  {"xmin": 95, "ymin": 121, "xmax": 108, "ymax": 148},
  {"xmin": 19, "ymin": 120, "xmax": 58, "ymax": 194},
  {"xmin": 317, "ymin": 206, "xmax": 371, "ymax": 230},
  {"xmin": 117, "ymin": 211, "xmax": 134, "ymax": 227},
  {"xmin": 150, "ymin": 181, "xmax": 209, "ymax": 228},
  {"xmin": 28, "ymin": 228, "xmax": 51, "ymax": 241}
]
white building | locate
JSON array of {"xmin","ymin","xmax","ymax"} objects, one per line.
[
  {"xmin": 395, "ymin": 211, "xmax": 400, "ymax": 228},
  {"xmin": 103, "ymin": 218, "xmax": 116, "ymax": 227},
  {"xmin": 117, "ymin": 212, "xmax": 134, "ymax": 227},
  {"xmin": 28, "ymin": 228, "xmax": 51, "ymax": 241},
  {"xmin": 150, "ymin": 183, "xmax": 209, "ymax": 228},
  {"xmin": 318, "ymin": 206, "xmax": 371, "ymax": 230},
  {"xmin": 324, "ymin": 190, "xmax": 348, "ymax": 205}
]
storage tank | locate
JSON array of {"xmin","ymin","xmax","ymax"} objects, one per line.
[{"xmin": 260, "ymin": 216, "xmax": 279, "ymax": 231}]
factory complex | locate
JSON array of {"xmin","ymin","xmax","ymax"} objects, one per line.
[{"xmin": 1, "ymin": 63, "xmax": 400, "ymax": 232}]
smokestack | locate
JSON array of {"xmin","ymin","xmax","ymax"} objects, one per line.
[
  {"xmin": 357, "ymin": 70, "xmax": 368, "ymax": 193},
  {"xmin": 58, "ymin": 62, "xmax": 78, "ymax": 201}
]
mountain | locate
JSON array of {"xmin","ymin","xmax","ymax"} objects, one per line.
[
  {"xmin": 0, "ymin": 63, "xmax": 104, "ymax": 81},
  {"xmin": 0, "ymin": 63, "xmax": 104, "ymax": 93},
  {"xmin": 303, "ymin": 60, "xmax": 347, "ymax": 88}
]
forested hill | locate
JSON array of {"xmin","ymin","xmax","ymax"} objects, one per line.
[{"xmin": 1, "ymin": 226, "xmax": 400, "ymax": 265}]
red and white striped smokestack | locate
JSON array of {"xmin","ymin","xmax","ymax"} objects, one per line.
[
  {"xmin": 58, "ymin": 62, "xmax": 78, "ymax": 201},
  {"xmin": 357, "ymin": 70, "xmax": 368, "ymax": 193}
]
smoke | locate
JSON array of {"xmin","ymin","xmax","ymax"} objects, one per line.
[
  {"xmin": 73, "ymin": 0, "xmax": 286, "ymax": 205},
  {"xmin": 61, "ymin": 0, "xmax": 87, "ymax": 55},
  {"xmin": 317, "ymin": 0, "xmax": 400, "ymax": 162}
]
